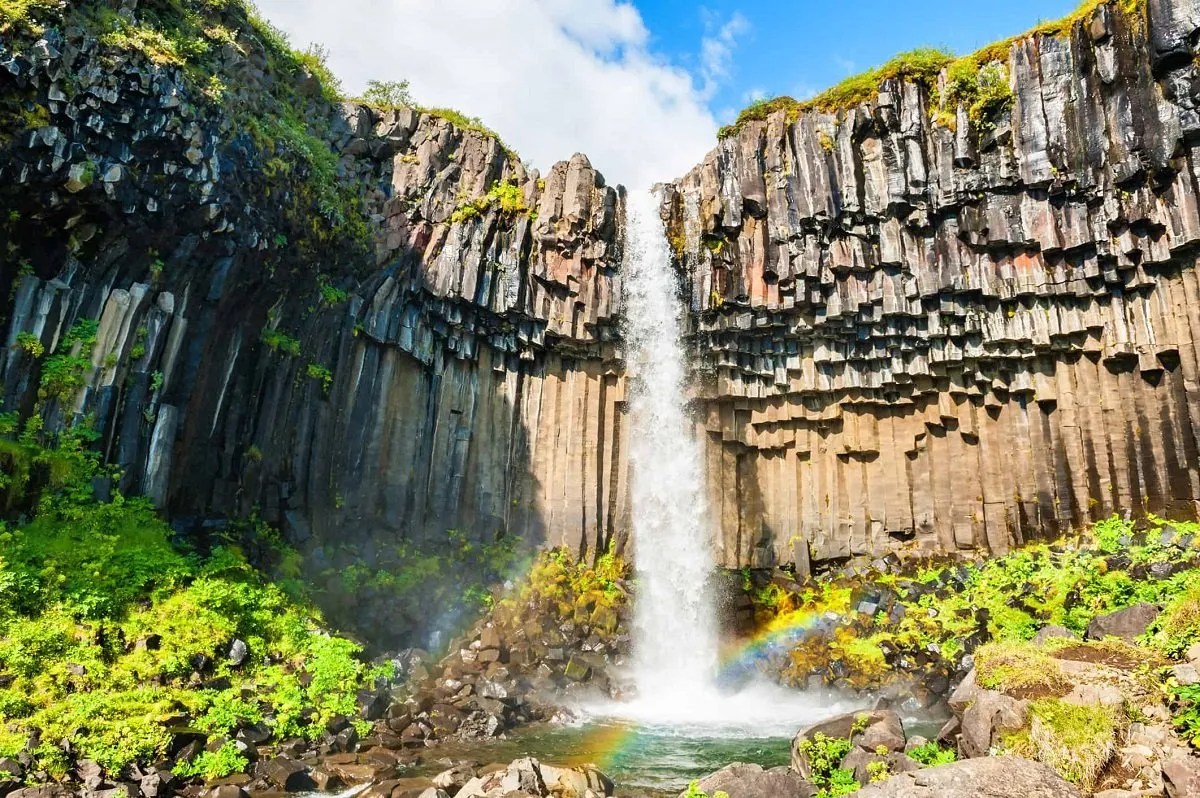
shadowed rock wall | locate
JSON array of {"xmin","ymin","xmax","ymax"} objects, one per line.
[
  {"xmin": 6, "ymin": 0, "xmax": 1200, "ymax": 581},
  {"xmin": 0, "ymin": 11, "xmax": 628, "ymax": 563},
  {"xmin": 665, "ymin": 0, "xmax": 1200, "ymax": 570}
]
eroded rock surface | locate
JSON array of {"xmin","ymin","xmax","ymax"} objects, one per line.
[
  {"xmin": 854, "ymin": 756, "xmax": 1081, "ymax": 797},
  {"xmin": 666, "ymin": 0, "xmax": 1200, "ymax": 570}
]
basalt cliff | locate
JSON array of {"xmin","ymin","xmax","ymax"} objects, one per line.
[{"xmin": 3, "ymin": 0, "xmax": 1200, "ymax": 588}]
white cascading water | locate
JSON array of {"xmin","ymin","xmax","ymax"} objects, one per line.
[
  {"xmin": 622, "ymin": 189, "xmax": 719, "ymax": 701},
  {"xmin": 590, "ymin": 190, "xmax": 855, "ymax": 733}
]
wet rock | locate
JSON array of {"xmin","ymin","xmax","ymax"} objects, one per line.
[
  {"xmin": 203, "ymin": 786, "xmax": 249, "ymax": 798},
  {"xmin": 431, "ymin": 763, "xmax": 477, "ymax": 792},
  {"xmin": 227, "ymin": 639, "xmax": 248, "ymax": 667},
  {"xmin": 855, "ymin": 756, "xmax": 1081, "ymax": 797},
  {"xmin": 454, "ymin": 758, "xmax": 612, "ymax": 798}
]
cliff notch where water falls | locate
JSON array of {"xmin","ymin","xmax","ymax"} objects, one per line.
[{"xmin": 2, "ymin": 0, "xmax": 1200, "ymax": 599}]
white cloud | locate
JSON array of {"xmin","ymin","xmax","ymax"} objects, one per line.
[
  {"xmin": 698, "ymin": 11, "xmax": 750, "ymax": 97},
  {"xmin": 833, "ymin": 55, "xmax": 857, "ymax": 75},
  {"xmin": 250, "ymin": 0, "xmax": 741, "ymax": 189}
]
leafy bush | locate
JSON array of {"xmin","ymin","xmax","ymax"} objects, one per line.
[
  {"xmin": 172, "ymin": 741, "xmax": 248, "ymax": 781},
  {"xmin": 799, "ymin": 732, "xmax": 855, "ymax": 789},
  {"xmin": 39, "ymin": 319, "xmax": 99, "ymax": 403},
  {"xmin": 359, "ymin": 79, "xmax": 413, "ymax": 109},
  {"xmin": 0, "ymin": 427, "xmax": 380, "ymax": 779},
  {"xmin": 907, "ymin": 740, "xmax": 956, "ymax": 766}
]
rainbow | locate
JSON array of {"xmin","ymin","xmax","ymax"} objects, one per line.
[{"xmin": 716, "ymin": 609, "xmax": 828, "ymax": 686}]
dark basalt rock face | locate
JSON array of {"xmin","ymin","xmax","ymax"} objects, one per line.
[
  {"xmin": 0, "ymin": 1, "xmax": 629, "ymax": 602},
  {"xmin": 665, "ymin": 0, "xmax": 1200, "ymax": 571},
  {"xmin": 4, "ymin": 0, "xmax": 1200, "ymax": 595}
]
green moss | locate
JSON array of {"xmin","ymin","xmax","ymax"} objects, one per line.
[
  {"xmin": 0, "ymin": 0, "xmax": 62, "ymax": 36},
  {"xmin": 1025, "ymin": 699, "xmax": 1119, "ymax": 789},
  {"xmin": 719, "ymin": 0, "xmax": 1146, "ymax": 140},
  {"xmin": 306, "ymin": 363, "xmax": 333, "ymax": 392},
  {"xmin": 1146, "ymin": 581, "xmax": 1200, "ymax": 657},
  {"xmin": 261, "ymin": 328, "xmax": 301, "ymax": 356},
  {"xmin": 718, "ymin": 96, "xmax": 804, "ymax": 139}
]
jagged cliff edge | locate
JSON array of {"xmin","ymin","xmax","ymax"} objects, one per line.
[{"xmin": 2, "ymin": 0, "xmax": 1200, "ymax": 586}]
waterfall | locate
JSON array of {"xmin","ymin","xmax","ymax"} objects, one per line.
[{"xmin": 622, "ymin": 189, "xmax": 719, "ymax": 702}]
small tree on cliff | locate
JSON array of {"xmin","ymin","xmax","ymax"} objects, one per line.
[{"xmin": 360, "ymin": 79, "xmax": 413, "ymax": 109}]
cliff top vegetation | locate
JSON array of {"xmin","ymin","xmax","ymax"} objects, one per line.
[{"xmin": 717, "ymin": 0, "xmax": 1147, "ymax": 139}]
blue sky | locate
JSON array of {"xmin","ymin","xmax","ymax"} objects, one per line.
[
  {"xmin": 639, "ymin": 0, "xmax": 1081, "ymax": 123},
  {"xmin": 256, "ymin": 0, "xmax": 1084, "ymax": 188}
]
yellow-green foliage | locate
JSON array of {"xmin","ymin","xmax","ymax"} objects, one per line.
[
  {"xmin": 0, "ymin": 0, "xmax": 62, "ymax": 36},
  {"xmin": 503, "ymin": 547, "xmax": 628, "ymax": 622},
  {"xmin": 1147, "ymin": 582, "xmax": 1200, "ymax": 657},
  {"xmin": 719, "ymin": 0, "xmax": 1146, "ymax": 140},
  {"xmin": 423, "ymin": 107, "xmax": 516, "ymax": 160},
  {"xmin": 974, "ymin": 640, "xmax": 1069, "ymax": 697},
  {"xmin": 934, "ymin": 60, "xmax": 1013, "ymax": 130},
  {"xmin": 451, "ymin": 180, "xmax": 531, "ymax": 224},
  {"xmin": 1021, "ymin": 699, "xmax": 1120, "ymax": 789},
  {"xmin": 0, "ymin": 431, "xmax": 381, "ymax": 780},
  {"xmin": 760, "ymin": 515, "xmax": 1200, "ymax": 690}
]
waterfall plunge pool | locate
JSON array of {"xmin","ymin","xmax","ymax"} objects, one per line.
[
  {"xmin": 407, "ymin": 682, "xmax": 881, "ymax": 797},
  {"xmin": 409, "ymin": 719, "xmax": 793, "ymax": 797}
]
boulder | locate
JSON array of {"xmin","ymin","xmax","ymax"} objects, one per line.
[
  {"xmin": 959, "ymin": 692, "xmax": 1028, "ymax": 759},
  {"xmin": 256, "ymin": 756, "xmax": 316, "ymax": 792},
  {"xmin": 453, "ymin": 758, "xmax": 612, "ymax": 798},
  {"xmin": 1085, "ymin": 604, "xmax": 1160, "ymax": 642},
  {"xmin": 1163, "ymin": 756, "xmax": 1200, "ymax": 798},
  {"xmin": 1031, "ymin": 625, "xmax": 1076, "ymax": 645},
  {"xmin": 681, "ymin": 763, "xmax": 812, "ymax": 798},
  {"xmin": 859, "ymin": 713, "xmax": 906, "ymax": 753},
  {"xmin": 791, "ymin": 710, "xmax": 897, "ymax": 777},
  {"xmin": 432, "ymin": 763, "xmax": 477, "ymax": 792},
  {"xmin": 203, "ymin": 787, "xmax": 249, "ymax": 798},
  {"xmin": 854, "ymin": 757, "xmax": 1082, "ymax": 797}
]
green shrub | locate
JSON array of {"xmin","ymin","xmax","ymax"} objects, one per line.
[
  {"xmin": 799, "ymin": 732, "xmax": 855, "ymax": 789},
  {"xmin": 39, "ymin": 319, "xmax": 99, "ymax": 403},
  {"xmin": 172, "ymin": 741, "xmax": 249, "ymax": 782},
  {"xmin": 14, "ymin": 332, "xmax": 43, "ymax": 358},
  {"xmin": 359, "ymin": 79, "xmax": 413, "ymax": 109},
  {"xmin": 262, "ymin": 328, "xmax": 301, "ymax": 356},
  {"xmin": 0, "ymin": 429, "xmax": 380, "ymax": 779},
  {"xmin": 907, "ymin": 740, "xmax": 956, "ymax": 766}
]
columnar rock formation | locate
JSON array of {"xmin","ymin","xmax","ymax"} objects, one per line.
[
  {"xmin": 0, "ymin": 9, "xmax": 627, "ymax": 563},
  {"xmin": 666, "ymin": 0, "xmax": 1200, "ymax": 570},
  {"xmin": 4, "ymin": 0, "xmax": 1200, "ymax": 581}
]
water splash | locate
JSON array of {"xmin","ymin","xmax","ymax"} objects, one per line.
[
  {"xmin": 600, "ymin": 190, "xmax": 856, "ymax": 732},
  {"xmin": 622, "ymin": 189, "xmax": 718, "ymax": 703}
]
